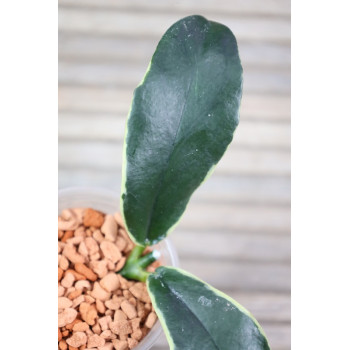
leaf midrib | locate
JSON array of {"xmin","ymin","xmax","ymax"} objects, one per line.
[
  {"xmin": 142, "ymin": 57, "xmax": 199, "ymax": 243},
  {"xmin": 160, "ymin": 280, "xmax": 221, "ymax": 350}
]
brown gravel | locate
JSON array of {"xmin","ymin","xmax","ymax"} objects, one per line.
[{"xmin": 58, "ymin": 208, "xmax": 160, "ymax": 350}]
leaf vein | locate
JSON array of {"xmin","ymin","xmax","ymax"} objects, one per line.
[
  {"xmin": 143, "ymin": 61, "xmax": 197, "ymax": 242},
  {"xmin": 165, "ymin": 282, "xmax": 221, "ymax": 350}
]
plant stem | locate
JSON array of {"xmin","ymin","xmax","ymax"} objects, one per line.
[
  {"xmin": 138, "ymin": 252, "xmax": 157, "ymax": 269},
  {"xmin": 119, "ymin": 245, "xmax": 159, "ymax": 282}
]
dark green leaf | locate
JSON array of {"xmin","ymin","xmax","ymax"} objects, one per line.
[
  {"xmin": 147, "ymin": 267, "xmax": 270, "ymax": 350},
  {"xmin": 121, "ymin": 15, "xmax": 243, "ymax": 245}
]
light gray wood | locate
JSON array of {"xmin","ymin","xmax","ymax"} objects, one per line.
[
  {"xmin": 58, "ymin": 9, "xmax": 290, "ymax": 44},
  {"xmin": 241, "ymin": 94, "xmax": 290, "ymax": 121},
  {"xmin": 59, "ymin": 0, "xmax": 291, "ymax": 17},
  {"xmin": 58, "ymin": 141, "xmax": 290, "ymax": 176},
  {"xmin": 179, "ymin": 201, "xmax": 290, "ymax": 233},
  {"xmin": 58, "ymin": 86, "xmax": 133, "ymax": 114},
  {"xmin": 260, "ymin": 323, "xmax": 290, "ymax": 350},
  {"xmin": 178, "ymin": 259, "xmax": 290, "ymax": 292},
  {"xmin": 59, "ymin": 34, "xmax": 291, "ymax": 69},
  {"xmin": 58, "ymin": 170, "xmax": 290, "ymax": 205},
  {"xmin": 58, "ymin": 112, "xmax": 290, "ymax": 149},
  {"xmin": 58, "ymin": 86, "xmax": 290, "ymax": 121},
  {"xmin": 171, "ymin": 230, "xmax": 290, "ymax": 262},
  {"xmin": 221, "ymin": 292, "xmax": 291, "ymax": 322},
  {"xmin": 58, "ymin": 112, "xmax": 126, "ymax": 141},
  {"xmin": 58, "ymin": 61, "xmax": 290, "ymax": 94}
]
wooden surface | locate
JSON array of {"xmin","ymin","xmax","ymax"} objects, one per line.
[{"xmin": 58, "ymin": 1, "xmax": 290, "ymax": 349}]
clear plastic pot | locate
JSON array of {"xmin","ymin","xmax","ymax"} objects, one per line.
[{"xmin": 58, "ymin": 187, "xmax": 179, "ymax": 350}]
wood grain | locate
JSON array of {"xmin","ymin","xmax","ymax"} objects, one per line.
[
  {"xmin": 179, "ymin": 201, "xmax": 290, "ymax": 233},
  {"xmin": 171, "ymin": 230, "xmax": 290, "ymax": 262},
  {"xmin": 58, "ymin": 9, "xmax": 290, "ymax": 43},
  {"xmin": 59, "ymin": 34, "xmax": 290, "ymax": 69},
  {"xmin": 59, "ymin": 0, "xmax": 291, "ymax": 17},
  {"xmin": 58, "ymin": 170, "xmax": 290, "ymax": 205},
  {"xmin": 58, "ymin": 61, "xmax": 290, "ymax": 94},
  {"xmin": 58, "ymin": 86, "xmax": 290, "ymax": 121},
  {"xmin": 58, "ymin": 1, "xmax": 291, "ymax": 348},
  {"xmin": 58, "ymin": 112, "xmax": 290, "ymax": 148},
  {"xmin": 58, "ymin": 140, "xmax": 290, "ymax": 176}
]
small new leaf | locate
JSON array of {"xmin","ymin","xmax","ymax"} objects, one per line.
[{"xmin": 147, "ymin": 267, "xmax": 270, "ymax": 350}]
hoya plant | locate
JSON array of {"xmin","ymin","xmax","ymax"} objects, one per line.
[{"xmin": 119, "ymin": 15, "xmax": 270, "ymax": 350}]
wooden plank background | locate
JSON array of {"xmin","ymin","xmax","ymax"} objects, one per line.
[{"xmin": 58, "ymin": 1, "xmax": 291, "ymax": 349}]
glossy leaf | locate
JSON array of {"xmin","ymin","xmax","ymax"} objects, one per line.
[
  {"xmin": 147, "ymin": 267, "xmax": 270, "ymax": 350},
  {"xmin": 121, "ymin": 15, "xmax": 243, "ymax": 245}
]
